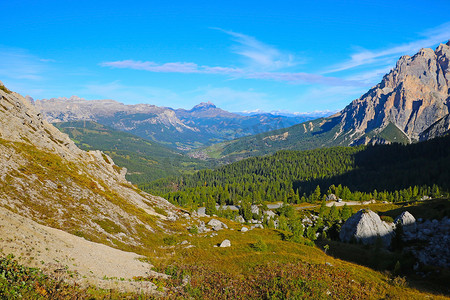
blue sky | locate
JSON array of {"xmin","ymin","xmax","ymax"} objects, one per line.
[{"xmin": 1, "ymin": 1, "xmax": 450, "ymax": 113}]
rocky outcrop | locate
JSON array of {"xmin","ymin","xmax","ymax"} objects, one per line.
[
  {"xmin": 339, "ymin": 209, "xmax": 394, "ymax": 247},
  {"xmin": 333, "ymin": 40, "xmax": 450, "ymax": 144}
]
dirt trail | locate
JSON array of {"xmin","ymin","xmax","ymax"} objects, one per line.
[{"xmin": 326, "ymin": 200, "xmax": 376, "ymax": 207}]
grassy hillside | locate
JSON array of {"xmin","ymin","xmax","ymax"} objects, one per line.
[{"xmin": 55, "ymin": 121, "xmax": 214, "ymax": 184}]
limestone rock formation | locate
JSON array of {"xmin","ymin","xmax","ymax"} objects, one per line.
[
  {"xmin": 317, "ymin": 40, "xmax": 450, "ymax": 146},
  {"xmin": 339, "ymin": 209, "xmax": 394, "ymax": 247}
]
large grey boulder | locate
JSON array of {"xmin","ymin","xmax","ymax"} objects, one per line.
[
  {"xmin": 207, "ymin": 219, "xmax": 228, "ymax": 231},
  {"xmin": 340, "ymin": 209, "xmax": 394, "ymax": 247},
  {"xmin": 395, "ymin": 211, "xmax": 416, "ymax": 232}
]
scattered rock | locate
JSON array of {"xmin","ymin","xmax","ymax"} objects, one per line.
[
  {"xmin": 241, "ymin": 227, "xmax": 248, "ymax": 232},
  {"xmin": 264, "ymin": 210, "xmax": 276, "ymax": 218},
  {"xmin": 197, "ymin": 207, "xmax": 207, "ymax": 216},
  {"xmin": 167, "ymin": 212, "xmax": 177, "ymax": 221},
  {"xmin": 208, "ymin": 219, "xmax": 228, "ymax": 231},
  {"xmin": 219, "ymin": 239, "xmax": 231, "ymax": 247},
  {"xmin": 251, "ymin": 205, "xmax": 259, "ymax": 215},
  {"xmin": 235, "ymin": 215, "xmax": 245, "ymax": 223},
  {"xmin": 250, "ymin": 224, "xmax": 264, "ymax": 230}
]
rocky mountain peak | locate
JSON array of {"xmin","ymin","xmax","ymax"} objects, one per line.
[
  {"xmin": 335, "ymin": 40, "xmax": 450, "ymax": 144},
  {"xmin": 191, "ymin": 101, "xmax": 217, "ymax": 111}
]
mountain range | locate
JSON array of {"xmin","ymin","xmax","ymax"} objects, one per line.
[
  {"xmin": 200, "ymin": 40, "xmax": 450, "ymax": 161},
  {"xmin": 34, "ymin": 98, "xmax": 320, "ymax": 151},
  {"xmin": 1, "ymin": 39, "xmax": 450, "ymax": 297}
]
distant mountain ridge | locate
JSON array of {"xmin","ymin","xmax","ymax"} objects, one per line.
[
  {"xmin": 35, "ymin": 98, "xmax": 313, "ymax": 150},
  {"xmin": 200, "ymin": 40, "xmax": 450, "ymax": 161}
]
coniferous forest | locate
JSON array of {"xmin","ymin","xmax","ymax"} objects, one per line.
[{"xmin": 141, "ymin": 134, "xmax": 450, "ymax": 209}]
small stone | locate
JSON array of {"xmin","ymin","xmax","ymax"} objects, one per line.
[{"xmin": 241, "ymin": 227, "xmax": 248, "ymax": 232}]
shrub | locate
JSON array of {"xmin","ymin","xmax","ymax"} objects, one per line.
[
  {"xmin": 251, "ymin": 237, "xmax": 268, "ymax": 252},
  {"xmin": 380, "ymin": 215, "xmax": 394, "ymax": 223},
  {"xmin": 189, "ymin": 225, "xmax": 199, "ymax": 234},
  {"xmin": 163, "ymin": 236, "xmax": 177, "ymax": 246}
]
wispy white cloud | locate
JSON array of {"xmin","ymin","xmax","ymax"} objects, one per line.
[
  {"xmin": 325, "ymin": 22, "xmax": 450, "ymax": 74},
  {"xmin": 100, "ymin": 30, "xmax": 360, "ymax": 87},
  {"xmin": 214, "ymin": 28, "xmax": 296, "ymax": 70},
  {"xmin": 101, "ymin": 60, "xmax": 361, "ymax": 86}
]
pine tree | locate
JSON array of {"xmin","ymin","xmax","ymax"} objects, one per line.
[
  {"xmin": 340, "ymin": 204, "xmax": 352, "ymax": 221},
  {"xmin": 313, "ymin": 185, "xmax": 321, "ymax": 202}
]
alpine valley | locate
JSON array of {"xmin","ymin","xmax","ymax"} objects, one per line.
[
  {"xmin": 0, "ymin": 42, "xmax": 450, "ymax": 299},
  {"xmin": 35, "ymin": 98, "xmax": 322, "ymax": 151}
]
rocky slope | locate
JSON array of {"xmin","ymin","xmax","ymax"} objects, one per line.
[
  {"xmin": 34, "ymin": 98, "xmax": 312, "ymax": 150},
  {"xmin": 335, "ymin": 40, "xmax": 450, "ymax": 144},
  {"xmin": 0, "ymin": 81, "xmax": 179, "ymax": 291}
]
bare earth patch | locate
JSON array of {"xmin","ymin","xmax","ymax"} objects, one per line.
[{"xmin": 0, "ymin": 206, "xmax": 167, "ymax": 294}]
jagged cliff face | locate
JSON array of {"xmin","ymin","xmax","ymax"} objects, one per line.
[
  {"xmin": 0, "ymin": 82, "xmax": 177, "ymax": 248},
  {"xmin": 336, "ymin": 40, "xmax": 450, "ymax": 144}
]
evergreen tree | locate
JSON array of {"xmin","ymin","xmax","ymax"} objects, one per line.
[
  {"xmin": 205, "ymin": 195, "xmax": 217, "ymax": 216},
  {"xmin": 340, "ymin": 204, "xmax": 352, "ymax": 221}
]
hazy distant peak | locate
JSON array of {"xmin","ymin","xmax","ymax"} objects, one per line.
[{"xmin": 191, "ymin": 101, "xmax": 217, "ymax": 111}]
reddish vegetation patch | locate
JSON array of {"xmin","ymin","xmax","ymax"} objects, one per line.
[{"xmin": 165, "ymin": 262, "xmax": 386, "ymax": 299}]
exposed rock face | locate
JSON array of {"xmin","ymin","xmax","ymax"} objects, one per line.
[
  {"xmin": 339, "ymin": 209, "xmax": 394, "ymax": 247},
  {"xmin": 334, "ymin": 40, "xmax": 450, "ymax": 144}
]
